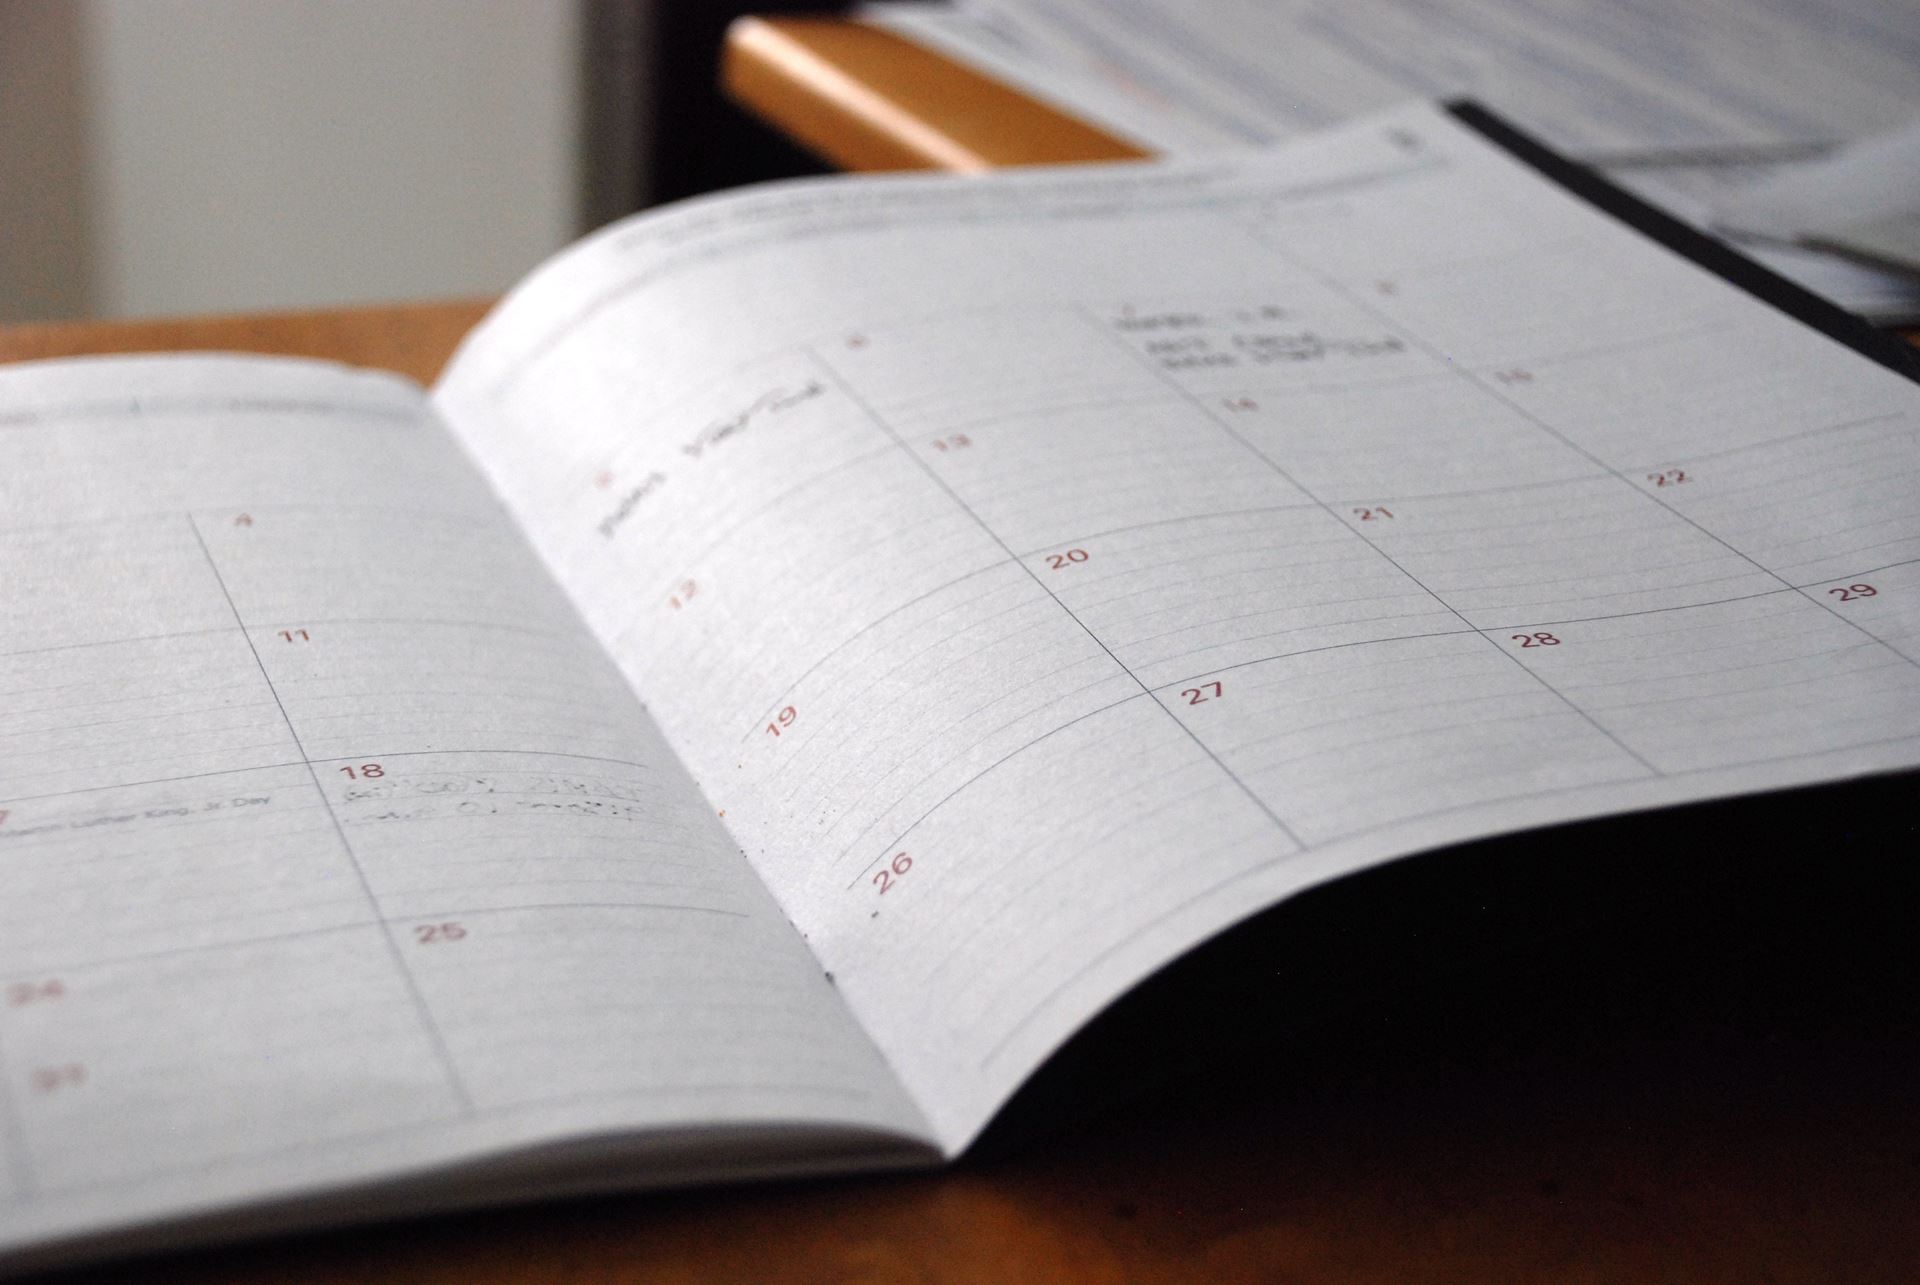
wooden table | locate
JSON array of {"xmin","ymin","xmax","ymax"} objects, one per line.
[
  {"xmin": 724, "ymin": 16, "xmax": 1920, "ymax": 352},
  {"xmin": 0, "ymin": 301, "xmax": 491, "ymax": 387},
  {"xmin": 724, "ymin": 15, "xmax": 1149, "ymax": 172},
  {"xmin": 6, "ymin": 52, "xmax": 1918, "ymax": 1281}
]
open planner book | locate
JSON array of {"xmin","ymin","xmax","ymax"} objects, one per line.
[{"xmin": 4, "ymin": 101, "xmax": 1919, "ymax": 1268}]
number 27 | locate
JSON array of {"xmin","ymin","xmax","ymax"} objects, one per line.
[{"xmin": 1182, "ymin": 681, "xmax": 1223, "ymax": 705}]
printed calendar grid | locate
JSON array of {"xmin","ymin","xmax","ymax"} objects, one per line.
[
  {"xmin": 539, "ymin": 234, "xmax": 1917, "ymax": 1089},
  {"xmin": 0, "ymin": 387, "xmax": 920, "ymax": 1207},
  {"xmin": 9, "ymin": 103, "xmax": 1920, "ymax": 1242},
  {"xmin": 582, "ymin": 292, "xmax": 1918, "ymax": 895}
]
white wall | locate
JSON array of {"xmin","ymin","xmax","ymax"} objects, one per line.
[{"xmin": 3, "ymin": 0, "xmax": 583, "ymax": 322}]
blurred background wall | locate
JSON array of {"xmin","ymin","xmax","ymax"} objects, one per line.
[
  {"xmin": 1, "ymin": 0, "xmax": 586, "ymax": 322},
  {"xmin": 0, "ymin": 1, "xmax": 706, "ymax": 326},
  {"xmin": 0, "ymin": 0, "xmax": 833, "ymax": 325},
  {"xmin": 0, "ymin": 0, "xmax": 587, "ymax": 322}
]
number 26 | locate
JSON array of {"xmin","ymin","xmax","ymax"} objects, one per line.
[{"xmin": 872, "ymin": 851, "xmax": 912, "ymax": 894}]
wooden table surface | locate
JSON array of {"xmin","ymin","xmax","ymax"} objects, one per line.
[
  {"xmin": 0, "ymin": 300, "xmax": 492, "ymax": 387},
  {"xmin": 5, "ymin": 28, "xmax": 1917, "ymax": 1279}
]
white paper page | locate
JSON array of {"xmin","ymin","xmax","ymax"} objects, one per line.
[
  {"xmin": 1607, "ymin": 157, "xmax": 1920, "ymax": 326},
  {"xmin": 1708, "ymin": 117, "xmax": 1920, "ymax": 276},
  {"xmin": 868, "ymin": 0, "xmax": 1920, "ymax": 320},
  {"xmin": 0, "ymin": 357, "xmax": 929, "ymax": 1262},
  {"xmin": 872, "ymin": 0, "xmax": 1920, "ymax": 155},
  {"xmin": 436, "ymin": 102, "xmax": 1920, "ymax": 1151}
]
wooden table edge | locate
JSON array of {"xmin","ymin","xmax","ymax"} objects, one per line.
[
  {"xmin": 722, "ymin": 15, "xmax": 1149, "ymax": 173},
  {"xmin": 0, "ymin": 298, "xmax": 494, "ymax": 385}
]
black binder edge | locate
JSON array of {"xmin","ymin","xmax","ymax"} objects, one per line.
[{"xmin": 1444, "ymin": 99, "xmax": 1920, "ymax": 388}]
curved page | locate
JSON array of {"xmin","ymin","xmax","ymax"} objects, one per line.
[
  {"xmin": 435, "ymin": 101, "xmax": 1920, "ymax": 1151},
  {"xmin": 0, "ymin": 356, "xmax": 930, "ymax": 1264}
]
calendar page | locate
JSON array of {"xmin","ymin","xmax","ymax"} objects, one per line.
[
  {"xmin": 437, "ymin": 101, "xmax": 1920, "ymax": 1151},
  {"xmin": 0, "ymin": 357, "xmax": 930, "ymax": 1264}
]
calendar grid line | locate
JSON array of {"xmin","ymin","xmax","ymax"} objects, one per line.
[
  {"xmin": 0, "ymin": 749, "xmax": 658, "ymax": 810},
  {"xmin": 758, "ymin": 601, "xmax": 1070, "ymax": 804},
  {"xmin": 0, "ymin": 1013, "xmax": 35, "ymax": 1199},
  {"xmin": 598, "ymin": 308, "xmax": 1901, "ymax": 609},
  {"xmin": 0, "ymin": 762, "xmax": 312, "ymax": 808},
  {"xmin": 977, "ymin": 725, "xmax": 1920, "ymax": 1071},
  {"xmin": 1445, "ymin": 316, "xmax": 1738, "ymax": 385},
  {"xmin": 183, "ymin": 512, "xmax": 477, "ymax": 1116},
  {"xmin": 1111, "ymin": 562, "xmax": 1917, "ymax": 696},
  {"xmin": 1225, "ymin": 214, "xmax": 1920, "ymax": 729},
  {"xmin": 0, "ymin": 613, "xmax": 567, "ymax": 664},
  {"xmin": 14, "ymin": 1076, "xmax": 885, "ymax": 1206},
  {"xmin": 1420, "ymin": 327, "xmax": 1920, "ymax": 671},
  {"xmin": 0, "ymin": 701, "xmax": 285, "ymax": 744},
  {"xmin": 11, "ymin": 106, "xmax": 1920, "ymax": 1248},
  {"xmin": 806, "ymin": 343, "xmax": 1310, "ymax": 864},
  {"xmin": 612, "ymin": 341, "xmax": 1911, "ymax": 684},
  {"xmin": 4, "ymin": 676, "xmax": 263, "ymax": 717},
  {"xmin": 701, "ymin": 297, "xmax": 1916, "ymax": 889},
  {"xmin": 1612, "ymin": 409, "xmax": 1911, "ymax": 474},
  {"xmin": 1007, "ymin": 502, "xmax": 1327, "ymax": 557},
  {"xmin": 0, "ymin": 395, "xmax": 420, "ymax": 432},
  {"xmin": 836, "ymin": 693, "xmax": 1154, "ymax": 889},
  {"xmin": 1813, "ymin": 555, "xmax": 1920, "ymax": 584},
  {"xmin": 804, "ymin": 537, "xmax": 1912, "ymax": 881},
  {"xmin": 0, "ymin": 500, "xmax": 497, "ymax": 544},
  {"xmin": 1140, "ymin": 627, "xmax": 1484, "ymax": 692},
  {"xmin": 735, "ymin": 483, "xmax": 1917, "ymax": 747},
  {"xmin": 1070, "ymin": 298, "xmax": 1665, "ymax": 779},
  {"xmin": 1243, "ymin": 210, "xmax": 1919, "ymax": 674},
  {"xmin": 481, "ymin": 154, "xmax": 1448, "ymax": 398},
  {"xmin": 744, "ymin": 558, "xmax": 1018, "ymax": 739},
  {"xmin": 0, "ymin": 898, "xmax": 758, "ymax": 992},
  {"xmin": 0, "ymin": 626, "xmax": 241, "ymax": 662},
  {"xmin": 823, "ymin": 669, "xmax": 1141, "ymax": 877},
  {"xmin": 0, "ymin": 815, "xmax": 339, "ymax": 878},
  {"xmin": 627, "ymin": 441, "xmax": 908, "ymax": 613}
]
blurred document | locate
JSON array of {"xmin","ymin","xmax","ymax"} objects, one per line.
[
  {"xmin": 869, "ymin": 0, "xmax": 1920, "ymax": 320},
  {"xmin": 1711, "ymin": 119, "xmax": 1920, "ymax": 278}
]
